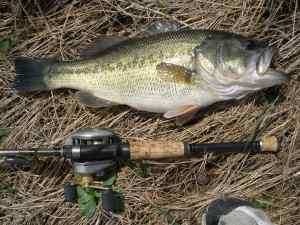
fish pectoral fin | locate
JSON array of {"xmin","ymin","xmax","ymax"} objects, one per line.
[
  {"xmin": 77, "ymin": 91, "xmax": 117, "ymax": 108},
  {"xmin": 156, "ymin": 63, "xmax": 193, "ymax": 84},
  {"xmin": 163, "ymin": 105, "xmax": 200, "ymax": 119},
  {"xmin": 80, "ymin": 36, "xmax": 127, "ymax": 59}
]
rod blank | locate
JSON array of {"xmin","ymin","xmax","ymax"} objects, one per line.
[{"xmin": 0, "ymin": 148, "xmax": 62, "ymax": 157}]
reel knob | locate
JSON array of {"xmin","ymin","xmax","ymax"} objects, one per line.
[{"xmin": 64, "ymin": 182, "xmax": 77, "ymax": 203}]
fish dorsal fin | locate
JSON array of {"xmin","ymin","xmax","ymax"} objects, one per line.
[
  {"xmin": 80, "ymin": 20, "xmax": 187, "ymax": 59},
  {"xmin": 143, "ymin": 20, "xmax": 183, "ymax": 36},
  {"xmin": 80, "ymin": 36, "xmax": 127, "ymax": 59},
  {"xmin": 77, "ymin": 91, "xmax": 118, "ymax": 108},
  {"xmin": 156, "ymin": 63, "xmax": 193, "ymax": 84},
  {"xmin": 164, "ymin": 105, "xmax": 200, "ymax": 119}
]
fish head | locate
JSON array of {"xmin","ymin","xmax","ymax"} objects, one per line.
[{"xmin": 193, "ymin": 34, "xmax": 288, "ymax": 99}]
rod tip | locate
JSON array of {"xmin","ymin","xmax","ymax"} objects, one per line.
[{"xmin": 260, "ymin": 136, "xmax": 279, "ymax": 152}]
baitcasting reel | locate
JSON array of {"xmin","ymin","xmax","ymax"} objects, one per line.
[{"xmin": 64, "ymin": 128, "xmax": 123, "ymax": 212}]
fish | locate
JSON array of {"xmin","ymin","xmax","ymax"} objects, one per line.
[{"xmin": 13, "ymin": 21, "xmax": 287, "ymax": 125}]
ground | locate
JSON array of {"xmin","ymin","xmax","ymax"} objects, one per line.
[{"xmin": 0, "ymin": 0, "xmax": 299, "ymax": 225}]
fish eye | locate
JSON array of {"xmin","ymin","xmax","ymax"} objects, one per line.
[{"xmin": 242, "ymin": 40, "xmax": 257, "ymax": 50}]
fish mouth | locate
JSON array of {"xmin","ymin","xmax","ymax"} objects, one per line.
[
  {"xmin": 256, "ymin": 47, "xmax": 273, "ymax": 75},
  {"xmin": 255, "ymin": 47, "xmax": 288, "ymax": 87},
  {"xmin": 261, "ymin": 68, "xmax": 288, "ymax": 86}
]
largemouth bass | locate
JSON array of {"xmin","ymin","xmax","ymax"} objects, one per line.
[{"xmin": 14, "ymin": 25, "xmax": 287, "ymax": 124}]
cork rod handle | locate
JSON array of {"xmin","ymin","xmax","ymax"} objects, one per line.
[
  {"xmin": 260, "ymin": 136, "xmax": 279, "ymax": 152},
  {"xmin": 128, "ymin": 136, "xmax": 279, "ymax": 160},
  {"xmin": 129, "ymin": 141, "xmax": 185, "ymax": 160}
]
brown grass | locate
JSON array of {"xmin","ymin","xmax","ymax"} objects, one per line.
[{"xmin": 0, "ymin": 0, "xmax": 299, "ymax": 224}]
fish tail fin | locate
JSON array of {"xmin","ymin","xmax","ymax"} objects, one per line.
[{"xmin": 14, "ymin": 57, "xmax": 54, "ymax": 93}]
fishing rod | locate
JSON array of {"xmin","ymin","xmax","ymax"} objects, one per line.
[
  {"xmin": 0, "ymin": 128, "xmax": 278, "ymax": 212},
  {"xmin": 0, "ymin": 129, "xmax": 278, "ymax": 160}
]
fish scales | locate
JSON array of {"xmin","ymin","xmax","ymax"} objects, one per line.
[{"xmin": 47, "ymin": 30, "xmax": 212, "ymax": 111}]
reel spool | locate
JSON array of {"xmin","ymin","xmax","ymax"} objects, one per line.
[{"xmin": 64, "ymin": 128, "xmax": 121, "ymax": 146}]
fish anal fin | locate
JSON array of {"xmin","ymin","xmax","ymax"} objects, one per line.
[
  {"xmin": 163, "ymin": 105, "xmax": 200, "ymax": 119},
  {"xmin": 77, "ymin": 91, "xmax": 117, "ymax": 108},
  {"xmin": 156, "ymin": 63, "xmax": 193, "ymax": 84},
  {"xmin": 80, "ymin": 36, "xmax": 127, "ymax": 59}
]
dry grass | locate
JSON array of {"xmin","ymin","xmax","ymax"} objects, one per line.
[{"xmin": 0, "ymin": 0, "xmax": 299, "ymax": 224}]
